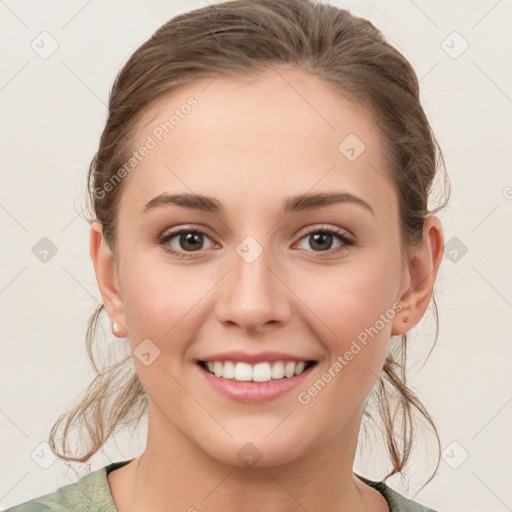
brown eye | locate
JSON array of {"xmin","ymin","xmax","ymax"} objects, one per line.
[
  {"xmin": 296, "ymin": 227, "xmax": 353, "ymax": 253},
  {"xmin": 177, "ymin": 232, "xmax": 205, "ymax": 252},
  {"xmin": 308, "ymin": 232, "xmax": 334, "ymax": 251},
  {"xmin": 159, "ymin": 228, "xmax": 215, "ymax": 256}
]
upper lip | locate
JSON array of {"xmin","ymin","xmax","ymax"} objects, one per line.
[{"xmin": 197, "ymin": 351, "xmax": 317, "ymax": 364}]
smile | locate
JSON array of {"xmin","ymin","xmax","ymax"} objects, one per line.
[{"xmin": 198, "ymin": 360, "xmax": 317, "ymax": 382}]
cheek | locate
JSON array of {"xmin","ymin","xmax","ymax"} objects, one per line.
[
  {"xmin": 297, "ymin": 255, "xmax": 400, "ymax": 347},
  {"xmin": 118, "ymin": 265, "xmax": 202, "ymax": 404},
  {"xmin": 117, "ymin": 235, "xmax": 205, "ymax": 336},
  {"xmin": 122, "ymin": 268, "xmax": 198, "ymax": 341},
  {"xmin": 295, "ymin": 265, "xmax": 395, "ymax": 424},
  {"xmin": 293, "ymin": 252, "xmax": 399, "ymax": 405}
]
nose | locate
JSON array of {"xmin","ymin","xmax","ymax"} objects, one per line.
[{"xmin": 214, "ymin": 241, "xmax": 291, "ymax": 333}]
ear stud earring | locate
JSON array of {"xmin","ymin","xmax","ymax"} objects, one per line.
[
  {"xmin": 403, "ymin": 316, "xmax": 409, "ymax": 324},
  {"xmin": 112, "ymin": 321, "xmax": 120, "ymax": 334}
]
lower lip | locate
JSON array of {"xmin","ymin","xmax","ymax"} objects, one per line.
[{"xmin": 196, "ymin": 362, "xmax": 316, "ymax": 403}]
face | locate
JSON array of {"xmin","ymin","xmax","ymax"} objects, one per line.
[{"xmin": 96, "ymin": 67, "xmax": 415, "ymax": 469}]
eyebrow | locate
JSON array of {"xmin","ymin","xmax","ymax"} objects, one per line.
[{"xmin": 142, "ymin": 191, "xmax": 375, "ymax": 216}]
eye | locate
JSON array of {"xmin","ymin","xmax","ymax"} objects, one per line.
[
  {"xmin": 158, "ymin": 227, "xmax": 215, "ymax": 258},
  {"xmin": 157, "ymin": 225, "xmax": 354, "ymax": 259},
  {"xmin": 295, "ymin": 226, "xmax": 354, "ymax": 254}
]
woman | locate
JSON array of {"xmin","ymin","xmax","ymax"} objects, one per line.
[{"xmin": 6, "ymin": 0, "xmax": 448, "ymax": 510}]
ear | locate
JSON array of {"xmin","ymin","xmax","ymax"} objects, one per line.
[
  {"xmin": 391, "ymin": 216, "xmax": 444, "ymax": 336},
  {"xmin": 89, "ymin": 221, "xmax": 127, "ymax": 337}
]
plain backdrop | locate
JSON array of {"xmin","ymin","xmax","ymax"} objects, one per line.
[{"xmin": 1, "ymin": 1, "xmax": 511, "ymax": 511}]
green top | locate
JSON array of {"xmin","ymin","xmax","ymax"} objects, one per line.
[{"xmin": 3, "ymin": 459, "xmax": 438, "ymax": 512}]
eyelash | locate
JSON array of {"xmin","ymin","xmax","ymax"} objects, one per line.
[{"xmin": 157, "ymin": 225, "xmax": 355, "ymax": 259}]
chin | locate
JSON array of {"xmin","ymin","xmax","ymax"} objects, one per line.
[{"xmin": 202, "ymin": 435, "xmax": 311, "ymax": 470}]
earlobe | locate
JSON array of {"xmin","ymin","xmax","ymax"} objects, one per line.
[
  {"xmin": 89, "ymin": 221, "xmax": 127, "ymax": 337},
  {"xmin": 391, "ymin": 216, "xmax": 444, "ymax": 336}
]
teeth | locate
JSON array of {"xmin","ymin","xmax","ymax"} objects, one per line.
[
  {"xmin": 294, "ymin": 361, "xmax": 306, "ymax": 375},
  {"xmin": 213, "ymin": 361, "xmax": 223, "ymax": 378},
  {"xmin": 284, "ymin": 361, "xmax": 295, "ymax": 378},
  {"xmin": 271, "ymin": 361, "xmax": 285, "ymax": 379},
  {"xmin": 235, "ymin": 362, "xmax": 253, "ymax": 381},
  {"xmin": 223, "ymin": 360, "xmax": 235, "ymax": 379},
  {"xmin": 253, "ymin": 362, "xmax": 272, "ymax": 382},
  {"xmin": 202, "ymin": 360, "xmax": 311, "ymax": 382}
]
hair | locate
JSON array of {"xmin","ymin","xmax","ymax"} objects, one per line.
[{"xmin": 49, "ymin": 0, "xmax": 450, "ymax": 486}]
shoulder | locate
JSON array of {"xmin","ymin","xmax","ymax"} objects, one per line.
[
  {"xmin": 379, "ymin": 484, "xmax": 439, "ymax": 512},
  {"xmin": 2, "ymin": 500, "xmax": 54, "ymax": 512},
  {"xmin": 356, "ymin": 474, "xmax": 439, "ymax": 512},
  {"xmin": 2, "ymin": 460, "xmax": 133, "ymax": 512}
]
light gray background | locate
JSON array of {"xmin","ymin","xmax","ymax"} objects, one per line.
[{"xmin": 1, "ymin": 1, "xmax": 511, "ymax": 511}]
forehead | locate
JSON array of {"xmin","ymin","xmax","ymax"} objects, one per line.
[
  {"xmin": 119, "ymin": 67, "xmax": 396, "ymax": 222},
  {"xmin": 136, "ymin": 67, "xmax": 377, "ymax": 149}
]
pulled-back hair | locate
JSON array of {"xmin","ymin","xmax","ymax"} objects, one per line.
[{"xmin": 49, "ymin": 0, "xmax": 450, "ymax": 486}]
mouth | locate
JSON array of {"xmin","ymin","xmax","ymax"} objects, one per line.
[{"xmin": 196, "ymin": 359, "xmax": 318, "ymax": 383}]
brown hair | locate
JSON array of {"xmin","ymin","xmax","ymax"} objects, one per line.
[{"xmin": 49, "ymin": 0, "xmax": 450, "ymax": 486}]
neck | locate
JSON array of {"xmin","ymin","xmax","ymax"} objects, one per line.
[{"xmin": 108, "ymin": 403, "xmax": 386, "ymax": 512}]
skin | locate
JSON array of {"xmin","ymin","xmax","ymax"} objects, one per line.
[{"xmin": 90, "ymin": 66, "xmax": 444, "ymax": 512}]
